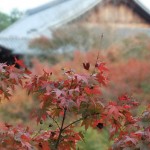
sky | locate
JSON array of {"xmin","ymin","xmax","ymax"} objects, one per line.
[
  {"xmin": 0, "ymin": 0, "xmax": 150, "ymax": 14},
  {"xmin": 0, "ymin": 0, "xmax": 51, "ymax": 14}
]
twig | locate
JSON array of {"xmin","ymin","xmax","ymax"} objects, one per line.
[
  {"xmin": 62, "ymin": 117, "xmax": 83, "ymax": 131},
  {"xmin": 48, "ymin": 116, "xmax": 61, "ymax": 130},
  {"xmin": 91, "ymin": 34, "xmax": 103, "ymax": 75},
  {"xmin": 32, "ymin": 128, "xmax": 42, "ymax": 139},
  {"xmin": 55, "ymin": 108, "xmax": 67, "ymax": 149},
  {"xmin": 62, "ymin": 112, "xmax": 100, "ymax": 131}
]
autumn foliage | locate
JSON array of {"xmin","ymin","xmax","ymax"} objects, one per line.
[{"xmin": 0, "ymin": 58, "xmax": 150, "ymax": 150}]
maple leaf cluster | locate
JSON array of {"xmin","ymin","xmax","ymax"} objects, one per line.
[
  {"xmin": 0, "ymin": 58, "xmax": 149, "ymax": 150},
  {"xmin": 0, "ymin": 62, "xmax": 31, "ymax": 101}
]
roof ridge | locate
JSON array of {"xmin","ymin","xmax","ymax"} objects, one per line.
[
  {"xmin": 43, "ymin": 0, "xmax": 102, "ymax": 29},
  {"xmin": 26, "ymin": 0, "xmax": 66, "ymax": 16},
  {"xmin": 134, "ymin": 0, "xmax": 150, "ymax": 15}
]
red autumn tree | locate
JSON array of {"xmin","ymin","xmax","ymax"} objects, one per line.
[{"xmin": 0, "ymin": 58, "xmax": 149, "ymax": 150}]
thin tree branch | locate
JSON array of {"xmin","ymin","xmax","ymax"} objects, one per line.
[
  {"xmin": 54, "ymin": 77, "xmax": 77, "ymax": 148},
  {"xmin": 48, "ymin": 116, "xmax": 61, "ymax": 130},
  {"xmin": 92, "ymin": 34, "xmax": 103, "ymax": 75},
  {"xmin": 32, "ymin": 128, "xmax": 42, "ymax": 139},
  {"xmin": 62, "ymin": 117, "xmax": 83, "ymax": 131},
  {"xmin": 62, "ymin": 113, "xmax": 100, "ymax": 131},
  {"xmin": 55, "ymin": 108, "xmax": 67, "ymax": 149}
]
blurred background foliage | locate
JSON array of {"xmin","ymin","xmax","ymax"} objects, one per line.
[
  {"xmin": 29, "ymin": 25, "xmax": 119, "ymax": 52},
  {"xmin": 77, "ymin": 127, "xmax": 111, "ymax": 150},
  {"xmin": 0, "ymin": 9, "xmax": 22, "ymax": 31}
]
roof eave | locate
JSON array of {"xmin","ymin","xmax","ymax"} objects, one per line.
[{"xmin": 133, "ymin": 0, "xmax": 150, "ymax": 22}]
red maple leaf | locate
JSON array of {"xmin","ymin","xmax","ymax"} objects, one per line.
[
  {"xmin": 107, "ymin": 104, "xmax": 123, "ymax": 120},
  {"xmin": 84, "ymin": 86, "xmax": 101, "ymax": 95},
  {"xmin": 97, "ymin": 62, "xmax": 109, "ymax": 72},
  {"xmin": 14, "ymin": 57, "xmax": 26, "ymax": 68},
  {"xmin": 83, "ymin": 62, "xmax": 90, "ymax": 70},
  {"xmin": 96, "ymin": 73, "xmax": 108, "ymax": 86},
  {"xmin": 41, "ymin": 141, "xmax": 50, "ymax": 150},
  {"xmin": 5, "ymin": 123, "xmax": 13, "ymax": 128},
  {"xmin": 118, "ymin": 94, "xmax": 130, "ymax": 101},
  {"xmin": 124, "ymin": 136, "xmax": 138, "ymax": 145}
]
